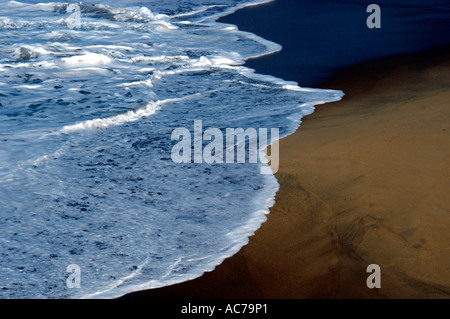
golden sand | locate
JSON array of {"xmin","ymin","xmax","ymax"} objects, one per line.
[{"xmin": 123, "ymin": 45, "xmax": 450, "ymax": 299}]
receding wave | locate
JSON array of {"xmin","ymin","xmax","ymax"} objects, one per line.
[
  {"xmin": 60, "ymin": 101, "xmax": 159, "ymax": 132},
  {"xmin": 0, "ymin": 0, "xmax": 342, "ymax": 299}
]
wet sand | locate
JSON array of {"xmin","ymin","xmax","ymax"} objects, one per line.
[{"xmin": 122, "ymin": 45, "xmax": 450, "ymax": 299}]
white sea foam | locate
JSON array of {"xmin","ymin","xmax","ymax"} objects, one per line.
[
  {"xmin": 0, "ymin": 0, "xmax": 343, "ymax": 299},
  {"xmin": 61, "ymin": 53, "xmax": 112, "ymax": 65},
  {"xmin": 61, "ymin": 102, "xmax": 160, "ymax": 132}
]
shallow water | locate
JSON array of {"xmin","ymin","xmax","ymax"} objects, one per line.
[{"xmin": 0, "ymin": 0, "xmax": 342, "ymax": 298}]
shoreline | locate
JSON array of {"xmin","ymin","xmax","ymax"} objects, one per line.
[{"xmin": 122, "ymin": 44, "xmax": 450, "ymax": 299}]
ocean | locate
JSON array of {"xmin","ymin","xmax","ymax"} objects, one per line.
[
  {"xmin": 1, "ymin": 0, "xmax": 449, "ymax": 299},
  {"xmin": 0, "ymin": 0, "xmax": 342, "ymax": 298},
  {"xmin": 221, "ymin": 0, "xmax": 450, "ymax": 86}
]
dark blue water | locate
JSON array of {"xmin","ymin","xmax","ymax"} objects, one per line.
[{"xmin": 220, "ymin": 0, "xmax": 450, "ymax": 86}]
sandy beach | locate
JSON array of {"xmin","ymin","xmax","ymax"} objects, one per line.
[
  {"xmin": 123, "ymin": 44, "xmax": 450, "ymax": 299},
  {"xmin": 2, "ymin": 0, "xmax": 450, "ymax": 302}
]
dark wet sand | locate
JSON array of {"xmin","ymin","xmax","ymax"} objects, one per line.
[{"xmin": 122, "ymin": 45, "xmax": 450, "ymax": 299}]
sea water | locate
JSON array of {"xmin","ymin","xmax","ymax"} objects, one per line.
[{"xmin": 0, "ymin": 0, "xmax": 342, "ymax": 298}]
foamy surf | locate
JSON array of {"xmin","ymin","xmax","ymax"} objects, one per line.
[
  {"xmin": 0, "ymin": 0, "xmax": 342, "ymax": 299},
  {"xmin": 60, "ymin": 101, "xmax": 160, "ymax": 132}
]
